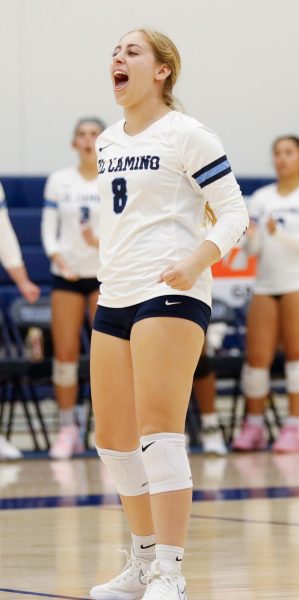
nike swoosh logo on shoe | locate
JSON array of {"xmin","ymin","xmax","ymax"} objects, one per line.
[
  {"xmin": 141, "ymin": 543, "xmax": 156, "ymax": 549},
  {"xmin": 177, "ymin": 584, "xmax": 187, "ymax": 599},
  {"xmin": 165, "ymin": 300, "xmax": 181, "ymax": 305},
  {"xmin": 139, "ymin": 569, "xmax": 147, "ymax": 585}
]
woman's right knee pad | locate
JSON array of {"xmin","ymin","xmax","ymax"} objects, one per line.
[
  {"xmin": 241, "ymin": 363, "xmax": 270, "ymax": 398},
  {"xmin": 96, "ymin": 446, "xmax": 149, "ymax": 496}
]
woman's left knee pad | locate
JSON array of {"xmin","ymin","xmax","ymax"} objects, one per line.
[
  {"xmin": 140, "ymin": 432, "xmax": 193, "ymax": 495},
  {"xmin": 285, "ymin": 361, "xmax": 299, "ymax": 393}
]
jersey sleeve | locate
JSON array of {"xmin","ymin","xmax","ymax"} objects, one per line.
[
  {"xmin": 0, "ymin": 205, "xmax": 23, "ymax": 269},
  {"xmin": 178, "ymin": 123, "xmax": 249, "ymax": 258},
  {"xmin": 41, "ymin": 173, "xmax": 60, "ymax": 257}
]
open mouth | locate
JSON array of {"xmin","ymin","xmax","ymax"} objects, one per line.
[{"xmin": 113, "ymin": 70, "xmax": 129, "ymax": 91}]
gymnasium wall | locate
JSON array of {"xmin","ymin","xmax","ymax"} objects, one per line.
[{"xmin": 1, "ymin": 0, "xmax": 298, "ymax": 176}]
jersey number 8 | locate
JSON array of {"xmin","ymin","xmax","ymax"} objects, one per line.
[{"xmin": 112, "ymin": 178, "xmax": 127, "ymax": 214}]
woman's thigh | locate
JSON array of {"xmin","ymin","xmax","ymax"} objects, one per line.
[
  {"xmin": 246, "ymin": 295, "xmax": 280, "ymax": 366},
  {"xmin": 51, "ymin": 291, "xmax": 86, "ymax": 359},
  {"xmin": 280, "ymin": 291, "xmax": 299, "ymax": 359},
  {"xmin": 90, "ymin": 330, "xmax": 138, "ymax": 450},
  {"xmin": 130, "ymin": 317, "xmax": 205, "ymax": 435}
]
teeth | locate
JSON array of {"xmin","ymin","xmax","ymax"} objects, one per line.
[{"xmin": 114, "ymin": 70, "xmax": 127, "ymax": 76}]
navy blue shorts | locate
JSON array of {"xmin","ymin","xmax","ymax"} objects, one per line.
[
  {"xmin": 93, "ymin": 295, "xmax": 211, "ymax": 340},
  {"xmin": 52, "ymin": 275, "xmax": 100, "ymax": 296}
]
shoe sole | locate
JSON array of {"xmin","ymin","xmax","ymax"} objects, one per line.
[{"xmin": 90, "ymin": 592, "xmax": 144, "ymax": 600}]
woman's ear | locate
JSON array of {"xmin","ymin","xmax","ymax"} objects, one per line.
[{"xmin": 155, "ymin": 63, "xmax": 171, "ymax": 81}]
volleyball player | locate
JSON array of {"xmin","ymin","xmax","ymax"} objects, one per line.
[
  {"xmin": 0, "ymin": 180, "xmax": 40, "ymax": 460},
  {"xmin": 90, "ymin": 29, "xmax": 248, "ymax": 600},
  {"xmin": 233, "ymin": 135, "xmax": 299, "ymax": 453},
  {"xmin": 41, "ymin": 117, "xmax": 105, "ymax": 460}
]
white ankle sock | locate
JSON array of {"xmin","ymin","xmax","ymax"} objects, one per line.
[
  {"xmin": 247, "ymin": 414, "xmax": 264, "ymax": 426},
  {"xmin": 155, "ymin": 544, "xmax": 184, "ymax": 572},
  {"xmin": 59, "ymin": 408, "xmax": 75, "ymax": 428},
  {"xmin": 201, "ymin": 413, "xmax": 219, "ymax": 429},
  {"xmin": 132, "ymin": 533, "xmax": 156, "ymax": 560}
]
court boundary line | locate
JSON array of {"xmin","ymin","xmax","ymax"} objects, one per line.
[
  {"xmin": 0, "ymin": 589, "xmax": 88, "ymax": 600},
  {"xmin": 1, "ymin": 485, "xmax": 299, "ymax": 511},
  {"xmin": 190, "ymin": 513, "xmax": 299, "ymax": 527}
]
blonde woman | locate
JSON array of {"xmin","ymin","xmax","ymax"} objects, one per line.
[{"xmin": 90, "ymin": 29, "xmax": 248, "ymax": 600}]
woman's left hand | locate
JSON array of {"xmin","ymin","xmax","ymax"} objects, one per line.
[
  {"xmin": 266, "ymin": 217, "xmax": 277, "ymax": 234},
  {"xmin": 159, "ymin": 255, "xmax": 201, "ymax": 291}
]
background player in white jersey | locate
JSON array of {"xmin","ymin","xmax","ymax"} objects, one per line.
[
  {"xmin": 0, "ymin": 181, "xmax": 40, "ymax": 460},
  {"xmin": 89, "ymin": 29, "xmax": 248, "ymax": 600},
  {"xmin": 233, "ymin": 136, "xmax": 299, "ymax": 453},
  {"xmin": 41, "ymin": 117, "xmax": 105, "ymax": 460}
]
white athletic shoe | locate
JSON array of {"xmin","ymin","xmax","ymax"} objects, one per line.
[
  {"xmin": 201, "ymin": 427, "xmax": 227, "ymax": 456},
  {"xmin": 142, "ymin": 559, "xmax": 187, "ymax": 600},
  {"xmin": 0, "ymin": 435, "xmax": 23, "ymax": 460},
  {"xmin": 90, "ymin": 549, "xmax": 150, "ymax": 599}
]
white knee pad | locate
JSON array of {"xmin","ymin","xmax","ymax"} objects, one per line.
[
  {"xmin": 96, "ymin": 446, "xmax": 149, "ymax": 496},
  {"xmin": 285, "ymin": 361, "xmax": 299, "ymax": 394},
  {"xmin": 52, "ymin": 360, "xmax": 78, "ymax": 387},
  {"xmin": 140, "ymin": 432, "xmax": 193, "ymax": 495},
  {"xmin": 241, "ymin": 363, "xmax": 270, "ymax": 398}
]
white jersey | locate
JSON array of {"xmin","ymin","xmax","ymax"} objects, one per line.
[
  {"xmin": 246, "ymin": 183, "xmax": 299, "ymax": 295},
  {"xmin": 41, "ymin": 167, "xmax": 100, "ymax": 278},
  {"xmin": 0, "ymin": 182, "xmax": 23, "ymax": 269},
  {"xmin": 95, "ymin": 111, "xmax": 249, "ymax": 308}
]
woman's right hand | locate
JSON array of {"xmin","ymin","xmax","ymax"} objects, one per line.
[{"xmin": 51, "ymin": 253, "xmax": 79, "ymax": 281}]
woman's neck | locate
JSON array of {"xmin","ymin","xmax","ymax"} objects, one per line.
[
  {"xmin": 78, "ymin": 160, "xmax": 98, "ymax": 180},
  {"xmin": 124, "ymin": 99, "xmax": 171, "ymax": 136},
  {"xmin": 277, "ymin": 175, "xmax": 299, "ymax": 196}
]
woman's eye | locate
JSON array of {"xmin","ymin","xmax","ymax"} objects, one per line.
[{"xmin": 128, "ymin": 51, "xmax": 138, "ymax": 56}]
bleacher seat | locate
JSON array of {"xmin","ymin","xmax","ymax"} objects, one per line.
[{"xmin": 9, "ymin": 208, "xmax": 42, "ymax": 245}]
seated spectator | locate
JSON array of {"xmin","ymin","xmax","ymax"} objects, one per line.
[
  {"xmin": 192, "ymin": 344, "xmax": 227, "ymax": 455},
  {"xmin": 0, "ymin": 180, "xmax": 40, "ymax": 460}
]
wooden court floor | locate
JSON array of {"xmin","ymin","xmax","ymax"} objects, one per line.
[{"xmin": 1, "ymin": 451, "xmax": 299, "ymax": 600}]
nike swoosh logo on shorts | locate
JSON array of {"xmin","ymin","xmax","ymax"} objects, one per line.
[
  {"xmin": 165, "ymin": 300, "xmax": 181, "ymax": 305},
  {"xmin": 142, "ymin": 441, "xmax": 155, "ymax": 452},
  {"xmin": 99, "ymin": 143, "xmax": 113, "ymax": 151}
]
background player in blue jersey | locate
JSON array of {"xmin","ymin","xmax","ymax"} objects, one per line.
[{"xmin": 90, "ymin": 29, "xmax": 248, "ymax": 600}]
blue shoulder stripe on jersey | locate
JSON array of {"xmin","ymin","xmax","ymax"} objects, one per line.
[
  {"xmin": 0, "ymin": 199, "xmax": 7, "ymax": 209},
  {"xmin": 192, "ymin": 155, "xmax": 232, "ymax": 188},
  {"xmin": 43, "ymin": 199, "xmax": 58, "ymax": 209}
]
